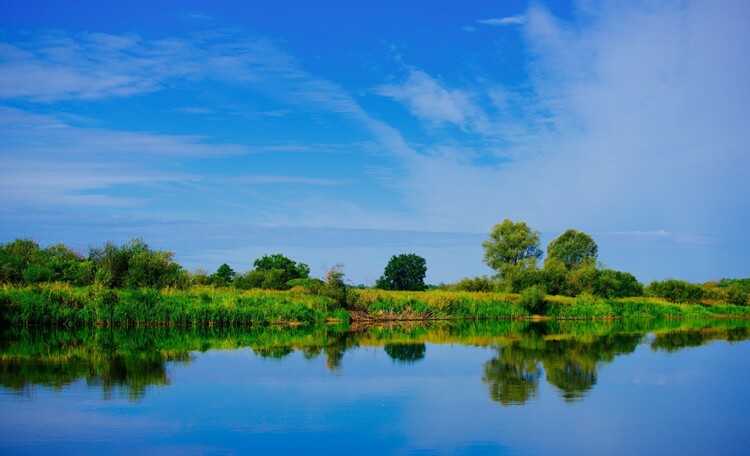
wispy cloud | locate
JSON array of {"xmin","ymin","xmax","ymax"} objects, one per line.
[
  {"xmin": 377, "ymin": 69, "xmax": 488, "ymax": 133},
  {"xmin": 0, "ymin": 35, "xmax": 175, "ymax": 101},
  {"xmin": 478, "ymin": 16, "xmax": 526, "ymax": 26},
  {"xmin": 227, "ymin": 175, "xmax": 350, "ymax": 186},
  {"xmin": 0, "ymin": 108, "xmax": 249, "ymax": 157}
]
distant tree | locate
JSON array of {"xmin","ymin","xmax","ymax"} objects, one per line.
[
  {"xmin": 645, "ymin": 279, "xmax": 703, "ymax": 303},
  {"xmin": 89, "ymin": 239, "xmax": 186, "ymax": 289},
  {"xmin": 546, "ymin": 229, "xmax": 598, "ymax": 271},
  {"xmin": 190, "ymin": 269, "xmax": 212, "ymax": 286},
  {"xmin": 324, "ymin": 264, "xmax": 348, "ymax": 308},
  {"xmin": 211, "ymin": 263, "xmax": 235, "ymax": 286},
  {"xmin": 453, "ymin": 275, "xmax": 495, "ymax": 292},
  {"xmin": 724, "ymin": 284, "xmax": 749, "ymax": 306},
  {"xmin": 253, "ymin": 254, "xmax": 310, "ymax": 281},
  {"xmin": 0, "ymin": 239, "xmax": 45, "ymax": 284},
  {"xmin": 376, "ymin": 254, "xmax": 427, "ymax": 291},
  {"xmin": 233, "ymin": 270, "xmax": 266, "ymax": 289},
  {"xmin": 594, "ymin": 269, "xmax": 643, "ymax": 298},
  {"xmin": 482, "ymin": 220, "xmax": 543, "ymax": 292}
]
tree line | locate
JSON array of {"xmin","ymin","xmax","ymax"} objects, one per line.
[
  {"xmin": 0, "ymin": 220, "xmax": 747, "ymax": 305},
  {"xmin": 464, "ymin": 219, "xmax": 748, "ymax": 305}
]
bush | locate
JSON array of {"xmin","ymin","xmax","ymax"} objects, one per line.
[
  {"xmin": 594, "ymin": 269, "xmax": 643, "ymax": 298},
  {"xmin": 725, "ymin": 284, "xmax": 749, "ymax": 306},
  {"xmin": 324, "ymin": 265, "xmax": 348, "ymax": 309},
  {"xmin": 22, "ymin": 264, "xmax": 53, "ymax": 284},
  {"xmin": 453, "ymin": 276, "xmax": 495, "ymax": 292},
  {"xmin": 519, "ymin": 285, "xmax": 546, "ymax": 315},
  {"xmin": 646, "ymin": 279, "xmax": 703, "ymax": 303}
]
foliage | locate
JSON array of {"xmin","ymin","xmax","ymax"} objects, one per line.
[
  {"xmin": 546, "ymin": 229, "xmax": 598, "ymax": 271},
  {"xmin": 482, "ymin": 220, "xmax": 542, "ymax": 273},
  {"xmin": 233, "ymin": 254, "xmax": 311, "ymax": 290},
  {"xmin": 500, "ymin": 263, "xmax": 544, "ymax": 293},
  {"xmin": 540, "ymin": 257, "xmax": 570, "ymax": 296},
  {"xmin": 593, "ymin": 269, "xmax": 643, "ymax": 298},
  {"xmin": 88, "ymin": 239, "xmax": 186, "ymax": 289},
  {"xmin": 254, "ymin": 254, "xmax": 309, "ymax": 281},
  {"xmin": 453, "ymin": 275, "xmax": 495, "ymax": 292},
  {"xmin": 724, "ymin": 284, "xmax": 749, "ymax": 306},
  {"xmin": 645, "ymin": 279, "xmax": 704, "ymax": 303},
  {"xmin": 324, "ymin": 264, "xmax": 348, "ymax": 309},
  {"xmin": 0, "ymin": 284, "xmax": 347, "ymax": 327},
  {"xmin": 519, "ymin": 285, "xmax": 546, "ymax": 315},
  {"xmin": 210, "ymin": 263, "xmax": 236, "ymax": 286},
  {"xmin": 568, "ymin": 263, "xmax": 599, "ymax": 296},
  {"xmin": 376, "ymin": 253, "xmax": 427, "ymax": 291},
  {"xmin": 0, "ymin": 239, "xmax": 46, "ymax": 284}
]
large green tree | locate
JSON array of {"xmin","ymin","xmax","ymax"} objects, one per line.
[
  {"xmin": 376, "ymin": 253, "xmax": 427, "ymax": 291},
  {"xmin": 546, "ymin": 229, "xmax": 598, "ymax": 271},
  {"xmin": 482, "ymin": 220, "xmax": 542, "ymax": 291},
  {"xmin": 482, "ymin": 220, "xmax": 543, "ymax": 270}
]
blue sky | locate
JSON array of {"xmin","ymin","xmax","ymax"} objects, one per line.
[{"xmin": 1, "ymin": 0, "xmax": 748, "ymax": 285}]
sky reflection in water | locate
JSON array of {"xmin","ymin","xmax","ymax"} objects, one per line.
[{"xmin": 1, "ymin": 320, "xmax": 749, "ymax": 455}]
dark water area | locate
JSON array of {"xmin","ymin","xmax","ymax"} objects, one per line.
[{"xmin": 1, "ymin": 319, "xmax": 749, "ymax": 455}]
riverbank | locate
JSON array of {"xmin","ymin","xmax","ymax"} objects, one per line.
[{"xmin": 1, "ymin": 284, "xmax": 749, "ymax": 327}]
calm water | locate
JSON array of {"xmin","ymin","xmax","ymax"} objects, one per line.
[{"xmin": 1, "ymin": 319, "xmax": 749, "ymax": 455}]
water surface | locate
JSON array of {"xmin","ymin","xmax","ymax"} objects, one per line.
[{"xmin": 1, "ymin": 319, "xmax": 749, "ymax": 455}]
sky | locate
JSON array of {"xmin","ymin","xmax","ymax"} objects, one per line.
[{"xmin": 1, "ymin": 0, "xmax": 748, "ymax": 285}]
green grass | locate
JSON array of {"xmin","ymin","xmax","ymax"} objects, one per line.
[
  {"xmin": 0, "ymin": 284, "xmax": 349, "ymax": 327},
  {"xmin": 1, "ymin": 284, "xmax": 748, "ymax": 328}
]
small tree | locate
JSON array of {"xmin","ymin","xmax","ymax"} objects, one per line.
[
  {"xmin": 376, "ymin": 254, "xmax": 427, "ymax": 291},
  {"xmin": 211, "ymin": 263, "xmax": 235, "ymax": 286},
  {"xmin": 325, "ymin": 264, "xmax": 348, "ymax": 308}
]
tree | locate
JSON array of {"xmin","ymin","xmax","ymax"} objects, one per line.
[
  {"xmin": 482, "ymin": 220, "xmax": 542, "ymax": 292},
  {"xmin": 0, "ymin": 239, "xmax": 45, "ymax": 284},
  {"xmin": 89, "ymin": 239, "xmax": 186, "ymax": 289},
  {"xmin": 376, "ymin": 254, "xmax": 427, "ymax": 291},
  {"xmin": 324, "ymin": 264, "xmax": 348, "ymax": 308},
  {"xmin": 211, "ymin": 263, "xmax": 235, "ymax": 286},
  {"xmin": 253, "ymin": 254, "xmax": 310, "ymax": 281},
  {"xmin": 546, "ymin": 229, "xmax": 598, "ymax": 271},
  {"xmin": 482, "ymin": 220, "xmax": 543, "ymax": 271},
  {"xmin": 594, "ymin": 269, "xmax": 643, "ymax": 298}
]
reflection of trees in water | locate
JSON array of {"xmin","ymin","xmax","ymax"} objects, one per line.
[
  {"xmin": 0, "ymin": 328, "xmax": 190, "ymax": 401},
  {"xmin": 482, "ymin": 347, "xmax": 540, "ymax": 405},
  {"xmin": 483, "ymin": 324, "xmax": 642, "ymax": 405},
  {"xmin": 3, "ymin": 320, "xmax": 749, "ymax": 403},
  {"xmin": 384, "ymin": 343, "xmax": 426, "ymax": 364}
]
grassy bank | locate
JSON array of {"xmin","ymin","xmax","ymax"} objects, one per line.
[
  {"xmin": 349, "ymin": 289, "xmax": 750, "ymax": 321},
  {"xmin": 1, "ymin": 284, "xmax": 749, "ymax": 328},
  {"xmin": 0, "ymin": 284, "xmax": 349, "ymax": 327}
]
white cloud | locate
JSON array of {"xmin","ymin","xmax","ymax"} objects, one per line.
[
  {"xmin": 478, "ymin": 16, "xmax": 526, "ymax": 26},
  {"xmin": 377, "ymin": 69, "xmax": 488, "ymax": 132}
]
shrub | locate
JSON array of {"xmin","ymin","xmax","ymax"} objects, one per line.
[
  {"xmin": 453, "ymin": 276, "xmax": 495, "ymax": 292},
  {"xmin": 646, "ymin": 279, "xmax": 703, "ymax": 303},
  {"xmin": 725, "ymin": 284, "xmax": 749, "ymax": 306},
  {"xmin": 519, "ymin": 285, "xmax": 546, "ymax": 315},
  {"xmin": 594, "ymin": 269, "xmax": 643, "ymax": 298}
]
